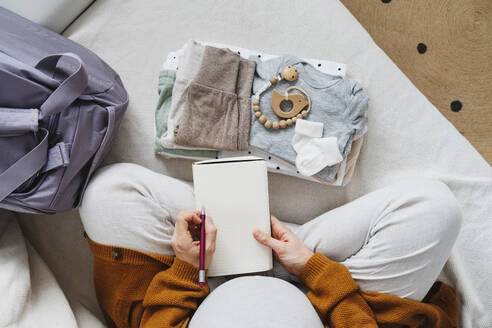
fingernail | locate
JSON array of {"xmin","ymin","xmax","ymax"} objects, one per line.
[{"xmin": 253, "ymin": 230, "xmax": 260, "ymax": 238}]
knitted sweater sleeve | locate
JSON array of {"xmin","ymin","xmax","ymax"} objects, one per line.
[
  {"xmin": 299, "ymin": 253, "xmax": 378, "ymax": 327},
  {"xmin": 140, "ymin": 258, "xmax": 209, "ymax": 328}
]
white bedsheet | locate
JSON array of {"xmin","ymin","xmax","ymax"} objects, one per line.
[
  {"xmin": 7, "ymin": 0, "xmax": 491, "ymax": 327},
  {"xmin": 0, "ymin": 209, "xmax": 103, "ymax": 328}
]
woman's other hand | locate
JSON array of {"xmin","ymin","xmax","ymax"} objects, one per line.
[
  {"xmin": 253, "ymin": 216, "xmax": 313, "ymax": 276},
  {"xmin": 171, "ymin": 210, "xmax": 217, "ymax": 268}
]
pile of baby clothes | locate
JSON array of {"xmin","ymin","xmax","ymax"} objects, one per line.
[
  {"xmin": 154, "ymin": 40, "xmax": 368, "ymax": 185},
  {"xmin": 161, "ymin": 40, "xmax": 256, "ymax": 151},
  {"xmin": 249, "ymin": 55, "xmax": 368, "ymax": 182}
]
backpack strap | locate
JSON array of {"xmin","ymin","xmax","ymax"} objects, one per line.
[
  {"xmin": 0, "ymin": 53, "xmax": 88, "ymax": 134},
  {"xmin": 35, "ymin": 53, "xmax": 88, "ymax": 119},
  {"xmin": 41, "ymin": 142, "xmax": 71, "ymax": 173},
  {"xmin": 0, "ymin": 53, "xmax": 87, "ymax": 202},
  {"xmin": 0, "ymin": 128, "xmax": 48, "ymax": 202},
  {"xmin": 0, "ymin": 108, "xmax": 38, "ymax": 137}
]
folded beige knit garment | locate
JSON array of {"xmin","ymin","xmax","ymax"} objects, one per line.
[
  {"xmin": 161, "ymin": 40, "xmax": 206, "ymax": 150},
  {"xmin": 174, "ymin": 45, "xmax": 256, "ymax": 151}
]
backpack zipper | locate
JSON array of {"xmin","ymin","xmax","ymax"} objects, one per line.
[{"xmin": 47, "ymin": 113, "xmax": 61, "ymax": 147}]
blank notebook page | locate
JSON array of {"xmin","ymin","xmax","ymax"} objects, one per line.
[{"xmin": 192, "ymin": 158, "xmax": 272, "ymax": 277}]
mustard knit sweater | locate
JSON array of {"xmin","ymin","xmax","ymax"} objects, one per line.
[{"xmin": 87, "ymin": 238, "xmax": 458, "ymax": 328}]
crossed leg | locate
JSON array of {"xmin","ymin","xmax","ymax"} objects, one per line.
[
  {"xmin": 291, "ymin": 178, "xmax": 462, "ymax": 301},
  {"xmin": 80, "ymin": 163, "xmax": 461, "ymax": 302}
]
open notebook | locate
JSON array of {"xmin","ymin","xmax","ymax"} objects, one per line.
[{"xmin": 192, "ymin": 156, "xmax": 272, "ymax": 277}]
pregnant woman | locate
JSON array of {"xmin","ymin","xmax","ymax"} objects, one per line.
[{"xmin": 79, "ymin": 163, "xmax": 461, "ymax": 328}]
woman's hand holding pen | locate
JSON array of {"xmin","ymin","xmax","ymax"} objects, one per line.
[{"xmin": 171, "ymin": 210, "xmax": 217, "ymax": 269}]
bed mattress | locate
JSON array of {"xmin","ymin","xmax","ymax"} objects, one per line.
[{"xmin": 7, "ymin": 0, "xmax": 492, "ymax": 326}]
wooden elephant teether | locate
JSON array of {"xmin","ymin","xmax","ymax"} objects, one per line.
[{"xmin": 251, "ymin": 65, "xmax": 312, "ymax": 130}]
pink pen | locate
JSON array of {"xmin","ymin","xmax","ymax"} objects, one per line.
[{"xmin": 198, "ymin": 206, "xmax": 206, "ymax": 287}]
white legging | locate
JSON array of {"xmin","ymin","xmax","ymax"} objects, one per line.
[{"xmin": 79, "ymin": 163, "xmax": 461, "ymax": 327}]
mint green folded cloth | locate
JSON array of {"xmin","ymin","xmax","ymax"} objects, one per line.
[{"xmin": 154, "ymin": 70, "xmax": 217, "ymax": 158}]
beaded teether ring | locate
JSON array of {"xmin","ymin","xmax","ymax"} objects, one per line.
[{"xmin": 252, "ymin": 65, "xmax": 311, "ymax": 130}]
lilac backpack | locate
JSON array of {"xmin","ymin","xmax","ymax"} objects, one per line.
[{"xmin": 0, "ymin": 8, "xmax": 129, "ymax": 213}]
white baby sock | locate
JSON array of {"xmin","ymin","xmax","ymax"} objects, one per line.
[{"xmin": 292, "ymin": 119, "xmax": 343, "ymax": 176}]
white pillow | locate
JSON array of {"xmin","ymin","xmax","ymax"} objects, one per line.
[{"xmin": 0, "ymin": 0, "xmax": 93, "ymax": 33}]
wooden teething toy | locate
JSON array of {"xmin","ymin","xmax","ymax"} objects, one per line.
[
  {"xmin": 271, "ymin": 87, "xmax": 310, "ymax": 119},
  {"xmin": 252, "ymin": 65, "xmax": 311, "ymax": 130}
]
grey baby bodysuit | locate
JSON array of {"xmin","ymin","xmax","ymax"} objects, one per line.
[{"xmin": 249, "ymin": 55, "xmax": 368, "ymax": 182}]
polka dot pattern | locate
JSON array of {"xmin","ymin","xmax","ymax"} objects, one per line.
[
  {"xmin": 450, "ymin": 100, "xmax": 462, "ymax": 112},
  {"xmin": 341, "ymin": 0, "xmax": 492, "ymax": 163}
]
